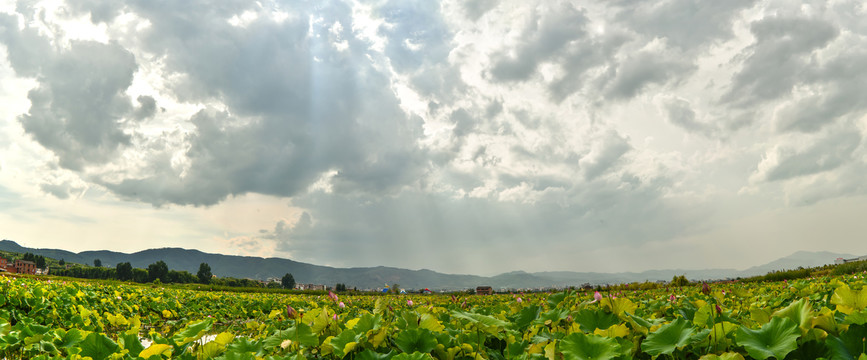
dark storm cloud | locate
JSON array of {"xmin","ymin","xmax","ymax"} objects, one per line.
[
  {"xmin": 774, "ymin": 49, "xmax": 867, "ymax": 133},
  {"xmin": 613, "ymin": 0, "xmax": 756, "ymax": 49},
  {"xmin": 763, "ymin": 131, "xmax": 861, "ymax": 182},
  {"xmin": 133, "ymin": 96, "xmax": 157, "ymax": 121},
  {"xmin": 39, "ymin": 181, "xmax": 84, "ymax": 200},
  {"xmin": 463, "ymin": 0, "xmax": 498, "ymax": 21},
  {"xmin": 264, "ymin": 173, "xmax": 697, "ymax": 271},
  {"xmin": 488, "ymin": 2, "xmax": 589, "ymax": 82},
  {"xmin": 579, "ymin": 130, "xmax": 632, "ymax": 180},
  {"xmin": 723, "ymin": 17, "xmax": 838, "ymax": 107},
  {"xmin": 663, "ymin": 98, "xmax": 719, "ymax": 138},
  {"xmin": 90, "ymin": 1, "xmax": 427, "ymax": 206},
  {"xmin": 0, "ymin": 14, "xmax": 138, "ymax": 171},
  {"xmin": 602, "ymin": 50, "xmax": 694, "ymax": 100}
]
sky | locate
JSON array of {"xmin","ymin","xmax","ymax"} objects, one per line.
[{"xmin": 1, "ymin": 0, "xmax": 866, "ymax": 276}]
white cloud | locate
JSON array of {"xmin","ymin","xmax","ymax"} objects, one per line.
[{"xmin": 2, "ymin": 0, "xmax": 867, "ymax": 275}]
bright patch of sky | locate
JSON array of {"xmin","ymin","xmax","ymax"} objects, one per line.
[{"xmin": 2, "ymin": 0, "xmax": 867, "ymax": 276}]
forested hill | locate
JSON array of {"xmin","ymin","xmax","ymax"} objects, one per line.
[{"xmin": 0, "ymin": 240, "xmax": 855, "ymax": 290}]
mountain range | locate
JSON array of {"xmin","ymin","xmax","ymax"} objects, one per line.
[{"xmin": 0, "ymin": 240, "xmax": 857, "ymax": 290}]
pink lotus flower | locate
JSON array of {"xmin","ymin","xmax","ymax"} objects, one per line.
[
  {"xmin": 328, "ymin": 291, "xmax": 339, "ymax": 303},
  {"xmin": 407, "ymin": 299, "xmax": 413, "ymax": 306},
  {"xmin": 333, "ymin": 314, "xmax": 338, "ymax": 320},
  {"xmin": 715, "ymin": 304, "xmax": 722, "ymax": 315},
  {"xmin": 516, "ymin": 297, "xmax": 523, "ymax": 303},
  {"xmin": 338, "ymin": 301, "xmax": 345, "ymax": 308},
  {"xmin": 287, "ymin": 305, "xmax": 298, "ymax": 319},
  {"xmin": 594, "ymin": 291, "xmax": 603, "ymax": 302},
  {"xmin": 669, "ymin": 294, "xmax": 676, "ymax": 302}
]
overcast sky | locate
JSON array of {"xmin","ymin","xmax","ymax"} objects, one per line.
[{"xmin": 1, "ymin": 0, "xmax": 866, "ymax": 276}]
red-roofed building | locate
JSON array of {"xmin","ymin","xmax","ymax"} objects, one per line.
[{"xmin": 13, "ymin": 260, "xmax": 36, "ymax": 275}]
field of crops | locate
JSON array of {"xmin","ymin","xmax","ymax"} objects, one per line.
[{"xmin": 1, "ymin": 274, "xmax": 867, "ymax": 359}]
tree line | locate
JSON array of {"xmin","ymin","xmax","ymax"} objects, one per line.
[{"xmin": 51, "ymin": 261, "xmax": 297, "ymax": 289}]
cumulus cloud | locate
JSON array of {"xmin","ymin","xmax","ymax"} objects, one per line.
[
  {"xmin": 723, "ymin": 17, "xmax": 838, "ymax": 107},
  {"xmin": 83, "ymin": 1, "xmax": 428, "ymax": 206},
  {"xmin": 0, "ymin": 14, "xmax": 138, "ymax": 170},
  {"xmin": 263, "ymin": 182, "xmax": 698, "ymax": 272},
  {"xmin": 601, "ymin": 48, "xmax": 694, "ymax": 100},
  {"xmin": 488, "ymin": 2, "xmax": 589, "ymax": 82},
  {"xmin": 3, "ymin": 0, "xmax": 867, "ymax": 274},
  {"xmin": 612, "ymin": 0, "xmax": 756, "ymax": 50},
  {"xmin": 662, "ymin": 97, "xmax": 719, "ymax": 138},
  {"xmin": 754, "ymin": 130, "xmax": 861, "ymax": 182},
  {"xmin": 579, "ymin": 130, "xmax": 632, "ymax": 180},
  {"xmin": 774, "ymin": 48, "xmax": 867, "ymax": 133}
]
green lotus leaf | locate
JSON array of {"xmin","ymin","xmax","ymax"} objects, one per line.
[
  {"xmin": 330, "ymin": 329, "xmax": 364, "ymax": 359},
  {"xmin": 735, "ymin": 316, "xmax": 800, "ymax": 360},
  {"xmin": 357, "ymin": 349, "xmax": 394, "ymax": 360},
  {"xmin": 547, "ymin": 292, "xmax": 568, "ymax": 307},
  {"xmin": 782, "ymin": 339, "xmax": 833, "ymax": 360},
  {"xmin": 826, "ymin": 323, "xmax": 867, "ymax": 360},
  {"xmin": 451, "ymin": 311, "xmax": 509, "ymax": 334},
  {"xmin": 54, "ymin": 328, "xmax": 83, "ymax": 349},
  {"xmin": 574, "ymin": 309, "xmax": 621, "ymax": 333},
  {"xmin": 392, "ymin": 352, "xmax": 433, "ymax": 360},
  {"xmin": 511, "ymin": 305, "xmax": 541, "ymax": 331},
  {"xmin": 78, "ymin": 332, "xmax": 121, "ymax": 360},
  {"xmin": 697, "ymin": 352, "xmax": 745, "ymax": 360},
  {"xmin": 354, "ymin": 313, "xmax": 383, "ymax": 334},
  {"xmin": 263, "ymin": 322, "xmax": 319, "ymax": 349},
  {"xmin": 534, "ymin": 308, "xmax": 570, "ymax": 326},
  {"xmin": 844, "ymin": 309, "xmax": 867, "ymax": 325},
  {"xmin": 832, "ymin": 284, "xmax": 867, "ymax": 315},
  {"xmin": 118, "ymin": 332, "xmax": 143, "ymax": 357},
  {"xmin": 641, "ymin": 317, "xmax": 704, "ymax": 358},
  {"xmin": 215, "ymin": 350, "xmax": 258, "ymax": 360},
  {"xmin": 226, "ymin": 338, "xmax": 264, "ymax": 357},
  {"xmin": 172, "ymin": 319, "xmax": 213, "ymax": 346},
  {"xmin": 394, "ymin": 328, "xmax": 437, "ymax": 355},
  {"xmin": 559, "ymin": 332, "xmax": 621, "ymax": 360},
  {"xmin": 772, "ymin": 298, "xmax": 811, "ymax": 331},
  {"xmin": 505, "ymin": 340, "xmax": 529, "ymax": 359}
]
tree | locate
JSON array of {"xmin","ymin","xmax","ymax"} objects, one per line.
[
  {"xmin": 36, "ymin": 256, "xmax": 46, "ymax": 268},
  {"xmin": 132, "ymin": 268, "xmax": 149, "ymax": 283},
  {"xmin": 116, "ymin": 262, "xmax": 133, "ymax": 281},
  {"xmin": 281, "ymin": 273, "xmax": 296, "ymax": 289},
  {"xmin": 335, "ymin": 283, "xmax": 347, "ymax": 292},
  {"xmin": 59, "ymin": 259, "xmax": 65, "ymax": 265},
  {"xmin": 197, "ymin": 263, "xmax": 212, "ymax": 284},
  {"xmin": 94, "ymin": 259, "xmax": 102, "ymax": 267},
  {"xmin": 147, "ymin": 261, "xmax": 169, "ymax": 283},
  {"xmin": 391, "ymin": 283, "xmax": 401, "ymax": 294},
  {"xmin": 671, "ymin": 275, "xmax": 689, "ymax": 287}
]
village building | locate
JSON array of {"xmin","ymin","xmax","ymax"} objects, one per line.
[
  {"xmin": 476, "ymin": 286, "xmax": 493, "ymax": 295},
  {"xmin": 835, "ymin": 255, "xmax": 867, "ymax": 264},
  {"xmin": 13, "ymin": 260, "xmax": 36, "ymax": 275},
  {"xmin": 295, "ymin": 283, "xmax": 326, "ymax": 291}
]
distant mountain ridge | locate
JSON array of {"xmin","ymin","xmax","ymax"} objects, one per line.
[{"xmin": 0, "ymin": 240, "xmax": 857, "ymax": 290}]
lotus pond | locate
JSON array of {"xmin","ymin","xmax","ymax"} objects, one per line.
[{"xmin": 1, "ymin": 273, "xmax": 867, "ymax": 359}]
